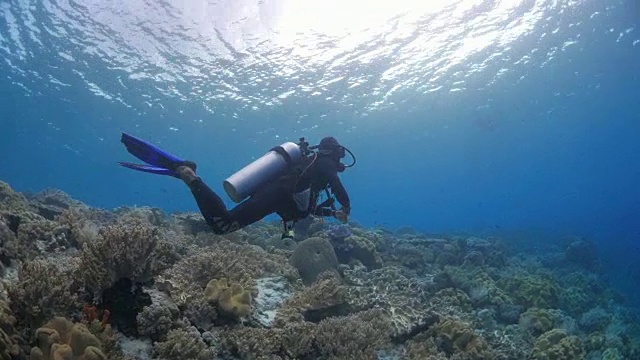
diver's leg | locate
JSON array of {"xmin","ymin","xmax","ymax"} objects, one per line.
[{"xmin": 179, "ymin": 166, "xmax": 282, "ymax": 234}]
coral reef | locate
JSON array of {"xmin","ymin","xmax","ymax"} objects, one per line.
[{"xmin": 0, "ymin": 180, "xmax": 638, "ymax": 360}]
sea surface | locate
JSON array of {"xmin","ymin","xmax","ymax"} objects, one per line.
[{"xmin": 1, "ymin": 0, "xmax": 639, "ymax": 306}]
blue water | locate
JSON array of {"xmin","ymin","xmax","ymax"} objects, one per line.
[{"xmin": 1, "ymin": 0, "xmax": 639, "ymax": 303}]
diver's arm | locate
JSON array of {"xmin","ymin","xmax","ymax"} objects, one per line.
[{"xmin": 329, "ymin": 174, "xmax": 351, "ymax": 214}]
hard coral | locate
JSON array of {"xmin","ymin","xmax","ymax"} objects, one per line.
[
  {"xmin": 6, "ymin": 259, "xmax": 80, "ymax": 331},
  {"xmin": 433, "ymin": 317, "xmax": 494, "ymax": 359},
  {"xmin": 78, "ymin": 219, "xmax": 165, "ymax": 297},
  {"xmin": 314, "ymin": 308, "xmax": 393, "ymax": 359},
  {"xmin": 205, "ymin": 278, "xmax": 252, "ymax": 318},
  {"xmin": 152, "ymin": 327, "xmax": 216, "ymax": 360},
  {"xmin": 0, "ymin": 288, "xmax": 22, "ymax": 360},
  {"xmin": 30, "ymin": 317, "xmax": 106, "ymax": 360},
  {"xmin": 274, "ymin": 271, "xmax": 345, "ymax": 326},
  {"xmin": 531, "ymin": 329, "xmax": 584, "ymax": 360},
  {"xmin": 333, "ymin": 235, "xmax": 383, "ymax": 269},
  {"xmin": 497, "ymin": 275, "xmax": 560, "ymax": 309},
  {"xmin": 160, "ymin": 239, "xmax": 296, "ymax": 307},
  {"xmin": 0, "ymin": 220, "xmax": 19, "ymax": 266},
  {"xmin": 289, "ymin": 237, "xmax": 339, "ymax": 285},
  {"xmin": 136, "ymin": 290, "xmax": 180, "ymax": 341},
  {"xmin": 0, "ymin": 181, "xmax": 30, "ymax": 213},
  {"xmin": 519, "ymin": 308, "xmax": 562, "ymax": 335}
]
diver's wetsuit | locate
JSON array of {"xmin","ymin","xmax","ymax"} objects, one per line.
[{"xmin": 187, "ymin": 155, "xmax": 350, "ymax": 235}]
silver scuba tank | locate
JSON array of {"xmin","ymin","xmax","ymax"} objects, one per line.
[{"xmin": 223, "ymin": 142, "xmax": 303, "ymax": 203}]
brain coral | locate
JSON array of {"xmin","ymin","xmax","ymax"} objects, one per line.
[{"xmin": 289, "ymin": 237, "xmax": 339, "ymax": 285}]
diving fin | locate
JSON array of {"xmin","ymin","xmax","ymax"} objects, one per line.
[{"xmin": 119, "ymin": 133, "xmax": 196, "ymax": 177}]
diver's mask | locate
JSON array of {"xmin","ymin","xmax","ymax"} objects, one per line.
[{"xmin": 313, "ymin": 137, "xmax": 356, "ymax": 171}]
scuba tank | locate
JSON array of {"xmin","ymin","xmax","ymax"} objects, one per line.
[{"xmin": 223, "ymin": 142, "xmax": 304, "ymax": 203}]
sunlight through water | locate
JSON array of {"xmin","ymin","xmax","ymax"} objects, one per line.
[{"xmin": 0, "ymin": 0, "xmax": 630, "ymax": 120}]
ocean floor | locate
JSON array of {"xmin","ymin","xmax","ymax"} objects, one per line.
[{"xmin": 0, "ymin": 180, "xmax": 638, "ymax": 360}]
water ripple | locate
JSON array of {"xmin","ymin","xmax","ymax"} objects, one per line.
[{"xmin": 0, "ymin": 0, "xmax": 634, "ymax": 118}]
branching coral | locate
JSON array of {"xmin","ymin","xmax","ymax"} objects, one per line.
[
  {"xmin": 314, "ymin": 309, "xmax": 393, "ymax": 359},
  {"xmin": 6, "ymin": 259, "xmax": 81, "ymax": 331},
  {"xmin": 152, "ymin": 327, "xmax": 216, "ymax": 360},
  {"xmin": 77, "ymin": 219, "xmax": 168, "ymax": 297}
]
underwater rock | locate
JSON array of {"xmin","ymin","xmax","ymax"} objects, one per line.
[{"xmin": 289, "ymin": 237, "xmax": 339, "ymax": 285}]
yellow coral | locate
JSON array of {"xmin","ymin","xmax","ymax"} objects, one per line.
[
  {"xmin": 30, "ymin": 317, "xmax": 106, "ymax": 360},
  {"xmin": 205, "ymin": 279, "xmax": 252, "ymax": 317}
]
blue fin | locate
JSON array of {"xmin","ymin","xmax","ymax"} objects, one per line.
[
  {"xmin": 118, "ymin": 162, "xmax": 179, "ymax": 177},
  {"xmin": 120, "ymin": 133, "xmax": 184, "ymax": 170}
]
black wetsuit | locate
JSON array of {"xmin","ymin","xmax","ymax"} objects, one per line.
[{"xmin": 187, "ymin": 155, "xmax": 350, "ymax": 234}]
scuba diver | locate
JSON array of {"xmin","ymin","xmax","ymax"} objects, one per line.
[{"xmin": 118, "ymin": 133, "xmax": 354, "ymax": 238}]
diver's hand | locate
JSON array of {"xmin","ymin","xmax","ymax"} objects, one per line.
[{"xmin": 333, "ymin": 209, "xmax": 349, "ymax": 224}]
